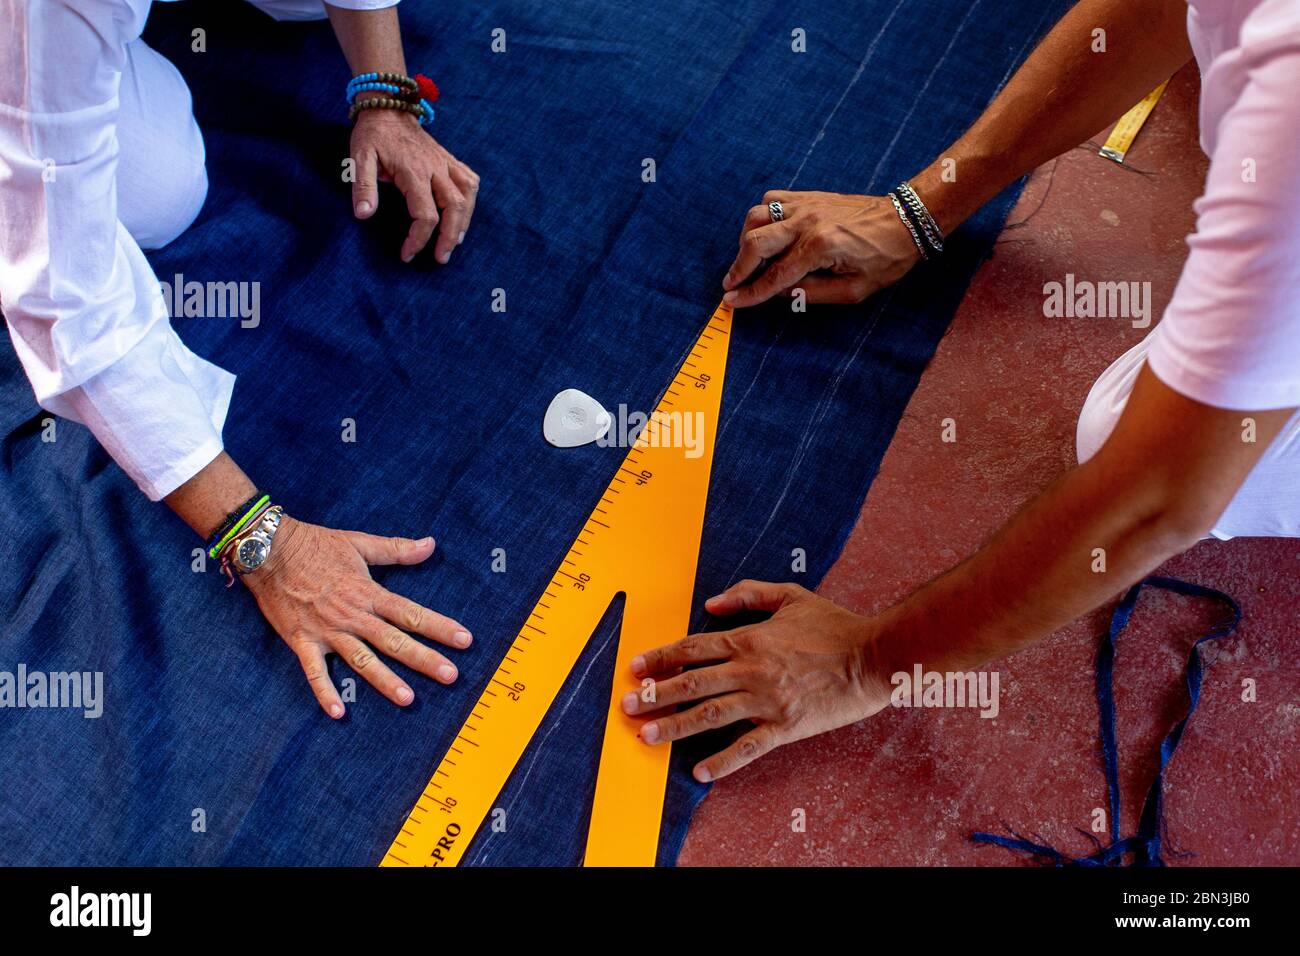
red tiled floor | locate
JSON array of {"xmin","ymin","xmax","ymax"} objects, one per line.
[{"xmin": 679, "ymin": 63, "xmax": 1300, "ymax": 866}]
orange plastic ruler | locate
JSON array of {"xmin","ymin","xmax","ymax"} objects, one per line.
[{"xmin": 380, "ymin": 301, "xmax": 733, "ymax": 867}]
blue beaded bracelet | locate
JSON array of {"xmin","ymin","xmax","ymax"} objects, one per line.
[
  {"xmin": 346, "ymin": 81, "xmax": 405, "ymax": 103},
  {"xmin": 347, "ymin": 71, "xmax": 415, "ymax": 99}
]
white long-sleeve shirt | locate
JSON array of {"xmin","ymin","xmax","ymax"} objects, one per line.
[{"xmin": 0, "ymin": 0, "xmax": 398, "ymax": 500}]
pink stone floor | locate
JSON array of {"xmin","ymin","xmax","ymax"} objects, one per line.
[{"xmin": 679, "ymin": 64, "xmax": 1300, "ymax": 866}]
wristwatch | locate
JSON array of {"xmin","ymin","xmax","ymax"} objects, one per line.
[{"xmin": 229, "ymin": 505, "xmax": 284, "ymax": 575}]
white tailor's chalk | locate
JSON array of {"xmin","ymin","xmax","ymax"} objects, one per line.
[{"xmin": 543, "ymin": 388, "xmax": 611, "ymax": 448}]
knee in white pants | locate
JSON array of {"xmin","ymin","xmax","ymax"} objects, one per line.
[
  {"xmin": 116, "ymin": 40, "xmax": 209, "ymax": 250},
  {"xmin": 245, "ymin": 0, "xmax": 331, "ymax": 22}
]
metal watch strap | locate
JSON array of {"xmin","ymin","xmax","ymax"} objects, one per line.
[{"xmin": 227, "ymin": 505, "xmax": 283, "ymax": 576}]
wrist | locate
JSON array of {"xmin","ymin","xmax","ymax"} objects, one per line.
[
  {"xmin": 163, "ymin": 452, "xmax": 259, "ymax": 540},
  {"xmin": 353, "ymin": 103, "xmax": 420, "ymax": 127},
  {"xmin": 907, "ymin": 149, "xmax": 1008, "ymax": 237},
  {"xmin": 851, "ymin": 613, "xmax": 902, "ymax": 706}
]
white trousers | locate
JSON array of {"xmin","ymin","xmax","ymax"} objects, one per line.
[
  {"xmin": 1076, "ymin": 324, "xmax": 1300, "ymax": 539},
  {"xmin": 118, "ymin": 0, "xmax": 332, "ymax": 249}
]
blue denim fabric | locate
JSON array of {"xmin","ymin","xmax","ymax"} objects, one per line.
[{"xmin": 0, "ymin": 0, "xmax": 1068, "ymax": 864}]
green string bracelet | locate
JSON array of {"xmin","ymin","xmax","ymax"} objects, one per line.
[{"xmin": 207, "ymin": 493, "xmax": 270, "ymax": 560}]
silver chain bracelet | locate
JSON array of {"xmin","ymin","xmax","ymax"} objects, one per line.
[
  {"xmin": 895, "ymin": 181, "xmax": 944, "ymax": 254},
  {"xmin": 887, "ymin": 191, "xmax": 930, "ymax": 261}
]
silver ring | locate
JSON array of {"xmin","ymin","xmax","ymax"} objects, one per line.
[{"xmin": 768, "ymin": 200, "xmax": 784, "ymax": 222}]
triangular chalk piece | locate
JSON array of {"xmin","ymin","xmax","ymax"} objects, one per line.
[{"xmin": 543, "ymin": 388, "xmax": 612, "ymax": 448}]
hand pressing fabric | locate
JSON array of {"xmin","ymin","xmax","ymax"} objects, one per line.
[
  {"xmin": 722, "ymin": 191, "xmax": 921, "ymax": 308},
  {"xmin": 349, "ymin": 107, "xmax": 480, "ymax": 265},
  {"xmin": 624, "ymin": 580, "xmax": 893, "ymax": 781},
  {"xmin": 243, "ymin": 516, "xmax": 472, "ymax": 718}
]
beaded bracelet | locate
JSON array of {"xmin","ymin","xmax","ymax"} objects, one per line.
[
  {"xmin": 346, "ymin": 71, "xmax": 416, "ymax": 102},
  {"xmin": 346, "ymin": 81, "xmax": 406, "ymax": 102},
  {"xmin": 346, "ymin": 71, "xmax": 439, "ymax": 127},
  {"xmin": 206, "ymin": 493, "xmax": 270, "ymax": 560},
  {"xmin": 348, "ymin": 96, "xmax": 430, "ymax": 124}
]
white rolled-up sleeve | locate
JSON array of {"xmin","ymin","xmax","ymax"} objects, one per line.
[{"xmin": 0, "ymin": 0, "xmax": 234, "ymax": 500}]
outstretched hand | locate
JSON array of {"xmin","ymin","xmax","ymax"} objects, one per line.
[
  {"xmin": 722, "ymin": 191, "xmax": 921, "ymax": 308},
  {"xmin": 624, "ymin": 580, "xmax": 893, "ymax": 781},
  {"xmin": 245, "ymin": 516, "xmax": 472, "ymax": 717}
]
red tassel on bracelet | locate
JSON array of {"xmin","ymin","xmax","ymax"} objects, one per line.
[{"xmin": 415, "ymin": 74, "xmax": 440, "ymax": 104}]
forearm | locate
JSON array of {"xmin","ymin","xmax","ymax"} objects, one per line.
[
  {"xmin": 325, "ymin": 3, "xmax": 407, "ymax": 75},
  {"xmin": 865, "ymin": 456, "xmax": 1202, "ymax": 678},
  {"xmin": 908, "ymin": 0, "xmax": 1192, "ymax": 233},
  {"xmin": 164, "ymin": 451, "xmax": 259, "ymax": 539}
]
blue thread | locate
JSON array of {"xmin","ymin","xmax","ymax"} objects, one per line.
[{"xmin": 971, "ymin": 575, "xmax": 1241, "ymax": 866}]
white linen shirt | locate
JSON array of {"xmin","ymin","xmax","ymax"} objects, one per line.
[{"xmin": 0, "ymin": 0, "xmax": 398, "ymax": 500}]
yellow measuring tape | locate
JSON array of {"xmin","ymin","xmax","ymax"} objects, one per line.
[
  {"xmin": 380, "ymin": 301, "xmax": 733, "ymax": 867},
  {"xmin": 1099, "ymin": 80, "xmax": 1168, "ymax": 164}
]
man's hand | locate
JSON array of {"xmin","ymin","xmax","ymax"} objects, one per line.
[
  {"xmin": 721, "ymin": 191, "xmax": 921, "ymax": 308},
  {"xmin": 624, "ymin": 580, "xmax": 893, "ymax": 782},
  {"xmin": 244, "ymin": 516, "xmax": 472, "ymax": 718},
  {"xmin": 350, "ymin": 107, "xmax": 480, "ymax": 264}
]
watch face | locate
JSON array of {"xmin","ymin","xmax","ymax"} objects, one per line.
[{"xmin": 238, "ymin": 537, "xmax": 269, "ymax": 570}]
